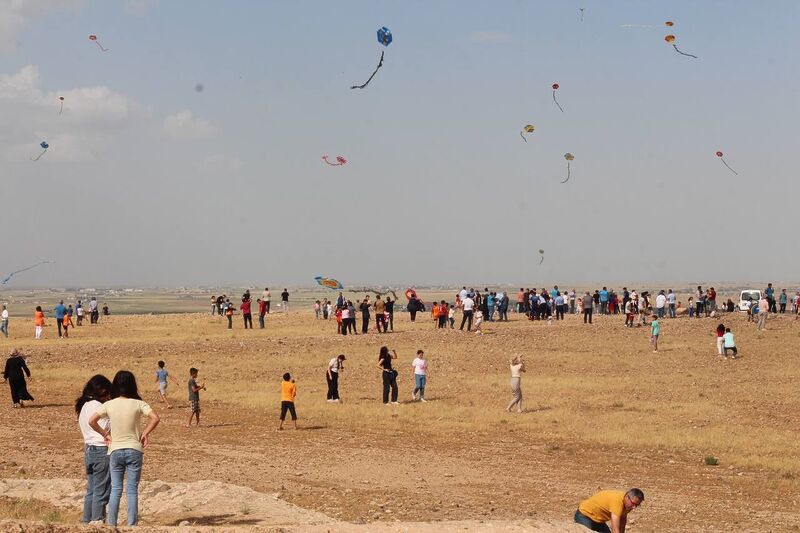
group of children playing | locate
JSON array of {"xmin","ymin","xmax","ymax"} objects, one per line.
[
  {"xmin": 647, "ymin": 315, "xmax": 738, "ymax": 358},
  {"xmin": 154, "ymin": 360, "xmax": 298, "ymax": 429}
]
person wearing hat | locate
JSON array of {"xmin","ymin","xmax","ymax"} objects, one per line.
[
  {"xmin": 326, "ymin": 354, "xmax": 346, "ymax": 402},
  {"xmin": 574, "ymin": 488, "xmax": 644, "ymax": 532}
]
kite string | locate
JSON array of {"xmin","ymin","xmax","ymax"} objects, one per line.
[
  {"xmin": 672, "ymin": 45, "xmax": 698, "ymax": 59},
  {"xmin": 520, "ymin": 131, "xmax": 527, "ymax": 143},
  {"xmin": 350, "ymin": 51, "xmax": 384, "ymax": 90},
  {"xmin": 552, "ymin": 90, "xmax": 564, "ymax": 113},
  {"xmin": 721, "ymin": 159, "xmax": 738, "ymax": 175}
]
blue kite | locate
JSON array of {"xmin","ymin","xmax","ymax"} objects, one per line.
[{"xmin": 351, "ymin": 26, "xmax": 392, "ymax": 90}]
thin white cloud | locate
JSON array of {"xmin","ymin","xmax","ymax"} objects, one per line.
[
  {"xmin": 162, "ymin": 110, "xmax": 215, "ymax": 139},
  {"xmin": 0, "ymin": 0, "xmax": 87, "ymax": 53},
  {"xmin": 469, "ymin": 31, "xmax": 512, "ymax": 44},
  {"xmin": 0, "ymin": 64, "xmax": 141, "ymax": 161}
]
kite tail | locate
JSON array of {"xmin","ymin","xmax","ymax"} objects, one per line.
[
  {"xmin": 59, "ymin": 103, "xmax": 63, "ymax": 116},
  {"xmin": 539, "ymin": 256, "xmax": 544, "ymax": 265},
  {"xmin": 30, "ymin": 149, "xmax": 47, "ymax": 162},
  {"xmin": 350, "ymin": 51, "xmax": 384, "ymax": 90},
  {"xmin": 520, "ymin": 131, "xmax": 527, "ymax": 143},
  {"xmin": 721, "ymin": 159, "xmax": 738, "ymax": 175},
  {"xmin": 672, "ymin": 45, "xmax": 698, "ymax": 59},
  {"xmin": 561, "ymin": 162, "xmax": 571, "ymax": 183},
  {"xmin": 553, "ymin": 91, "xmax": 564, "ymax": 113}
]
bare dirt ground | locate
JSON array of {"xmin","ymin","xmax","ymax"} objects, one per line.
[{"xmin": 0, "ymin": 302, "xmax": 798, "ymax": 531}]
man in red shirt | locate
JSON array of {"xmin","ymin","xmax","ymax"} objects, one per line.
[
  {"xmin": 257, "ymin": 298, "xmax": 267, "ymax": 329},
  {"xmin": 240, "ymin": 297, "xmax": 253, "ymax": 329}
]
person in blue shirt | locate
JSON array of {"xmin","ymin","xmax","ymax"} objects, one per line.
[
  {"xmin": 779, "ymin": 289, "xmax": 788, "ymax": 313},
  {"xmin": 599, "ymin": 287, "xmax": 609, "ymax": 314},
  {"xmin": 54, "ymin": 300, "xmax": 67, "ymax": 338},
  {"xmin": 486, "ymin": 292, "xmax": 495, "ymax": 322}
]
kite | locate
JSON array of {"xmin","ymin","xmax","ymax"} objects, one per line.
[
  {"xmin": 1, "ymin": 261, "xmax": 54, "ymax": 285},
  {"xmin": 58, "ymin": 96, "xmax": 64, "ymax": 115},
  {"xmin": 30, "ymin": 141, "xmax": 49, "ymax": 161},
  {"xmin": 88, "ymin": 35, "xmax": 109, "ymax": 52},
  {"xmin": 315, "ymin": 276, "xmax": 344, "ymax": 290},
  {"xmin": 351, "ymin": 51, "xmax": 384, "ymax": 90},
  {"xmin": 195, "ymin": 84, "xmax": 204, "ymax": 93},
  {"xmin": 580, "ymin": 8, "xmax": 585, "ymax": 22},
  {"xmin": 520, "ymin": 124, "xmax": 535, "ymax": 142},
  {"xmin": 351, "ymin": 26, "xmax": 391, "ymax": 90},
  {"xmin": 561, "ymin": 153, "xmax": 574, "ymax": 183},
  {"xmin": 664, "ymin": 35, "xmax": 697, "ymax": 58},
  {"xmin": 552, "ymin": 83, "xmax": 564, "ymax": 113},
  {"xmin": 716, "ymin": 151, "xmax": 738, "ymax": 175},
  {"xmin": 322, "ymin": 155, "xmax": 347, "ymax": 166},
  {"xmin": 665, "ymin": 21, "xmax": 674, "ymax": 27},
  {"xmin": 538, "ymin": 249, "xmax": 545, "ymax": 265},
  {"xmin": 377, "ymin": 26, "xmax": 392, "ymax": 46}
]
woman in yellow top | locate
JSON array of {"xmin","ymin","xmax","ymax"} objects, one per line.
[
  {"xmin": 88, "ymin": 371, "xmax": 160, "ymax": 527},
  {"xmin": 34, "ymin": 306, "xmax": 46, "ymax": 340},
  {"xmin": 278, "ymin": 372, "xmax": 297, "ymax": 430}
]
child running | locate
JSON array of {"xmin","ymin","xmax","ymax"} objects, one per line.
[
  {"xmin": 278, "ymin": 372, "xmax": 297, "ymax": 430},
  {"xmin": 650, "ymin": 314, "xmax": 660, "ymax": 352},
  {"xmin": 187, "ymin": 368, "xmax": 206, "ymax": 427},
  {"xmin": 155, "ymin": 360, "xmax": 177, "ymax": 408},
  {"xmin": 62, "ymin": 310, "xmax": 74, "ymax": 338},
  {"xmin": 723, "ymin": 328, "xmax": 738, "ymax": 359}
]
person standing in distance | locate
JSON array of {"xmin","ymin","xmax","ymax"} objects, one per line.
[
  {"xmin": 261, "ymin": 288, "xmax": 271, "ymax": 314},
  {"xmin": 54, "ymin": 300, "xmax": 67, "ymax": 338},
  {"xmin": 459, "ymin": 294, "xmax": 475, "ymax": 331},
  {"xmin": 281, "ymin": 288, "xmax": 289, "ymax": 312},
  {"xmin": 326, "ymin": 354, "xmax": 345, "ymax": 402}
]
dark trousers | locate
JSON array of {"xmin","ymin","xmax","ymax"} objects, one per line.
[
  {"xmin": 280, "ymin": 401, "xmax": 297, "ymax": 420},
  {"xmin": 724, "ymin": 346, "xmax": 738, "ymax": 357},
  {"xmin": 780, "ymin": 303, "xmax": 786, "ymax": 313},
  {"xmin": 243, "ymin": 313, "xmax": 252, "ymax": 329},
  {"xmin": 437, "ymin": 316, "xmax": 447, "ymax": 328},
  {"xmin": 362, "ymin": 316, "xmax": 370, "ymax": 333},
  {"xmin": 341, "ymin": 321, "xmax": 348, "ymax": 335},
  {"xmin": 574, "ymin": 509, "xmax": 610, "ymax": 533},
  {"xmin": 376, "ymin": 314, "xmax": 387, "ymax": 332},
  {"xmin": 265, "ymin": 301, "xmax": 270, "ymax": 313},
  {"xmin": 227, "ymin": 315, "xmax": 232, "ymax": 329},
  {"xmin": 410, "ymin": 310, "xmax": 417, "ymax": 322},
  {"xmin": 583, "ymin": 308, "xmax": 593, "ymax": 324},
  {"xmin": 382, "ymin": 371, "xmax": 398, "ymax": 403},
  {"xmin": 259, "ymin": 313, "xmax": 265, "ymax": 328},
  {"xmin": 460, "ymin": 310, "xmax": 473, "ymax": 331},
  {"xmin": 326, "ymin": 372, "xmax": 339, "ymax": 400},
  {"xmin": 56, "ymin": 318, "xmax": 64, "ymax": 337},
  {"xmin": 696, "ymin": 302, "xmax": 703, "ymax": 317},
  {"xmin": 347, "ymin": 318, "xmax": 357, "ymax": 334},
  {"xmin": 388, "ymin": 312, "xmax": 394, "ymax": 331}
]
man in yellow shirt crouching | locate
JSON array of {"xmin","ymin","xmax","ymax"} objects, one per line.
[{"xmin": 574, "ymin": 488, "xmax": 644, "ymax": 533}]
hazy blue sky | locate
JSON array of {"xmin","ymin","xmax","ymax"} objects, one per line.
[{"xmin": 1, "ymin": 0, "xmax": 798, "ymax": 287}]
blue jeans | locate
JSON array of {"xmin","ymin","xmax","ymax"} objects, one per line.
[
  {"xmin": 107, "ymin": 449, "xmax": 143, "ymax": 526},
  {"xmin": 414, "ymin": 374, "xmax": 427, "ymax": 399},
  {"xmin": 487, "ymin": 305, "xmax": 494, "ymax": 320},
  {"xmin": 668, "ymin": 303, "xmax": 676, "ymax": 318},
  {"xmin": 657, "ymin": 307, "xmax": 665, "ymax": 318},
  {"xmin": 82, "ymin": 445, "xmax": 110, "ymax": 522},
  {"xmin": 0, "ymin": 319, "xmax": 7, "ymax": 337},
  {"xmin": 574, "ymin": 509, "xmax": 610, "ymax": 532}
]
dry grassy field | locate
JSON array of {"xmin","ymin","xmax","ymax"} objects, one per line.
[{"xmin": 0, "ymin": 295, "xmax": 798, "ymax": 531}]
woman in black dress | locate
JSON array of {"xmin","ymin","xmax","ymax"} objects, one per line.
[
  {"xmin": 3, "ymin": 349, "xmax": 34, "ymax": 407},
  {"xmin": 377, "ymin": 346, "xmax": 398, "ymax": 404}
]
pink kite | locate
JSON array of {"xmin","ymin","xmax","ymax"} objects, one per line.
[{"xmin": 322, "ymin": 155, "xmax": 347, "ymax": 166}]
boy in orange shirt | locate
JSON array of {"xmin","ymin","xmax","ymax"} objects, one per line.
[
  {"xmin": 62, "ymin": 309, "xmax": 74, "ymax": 338},
  {"xmin": 431, "ymin": 302, "xmax": 439, "ymax": 328},
  {"xmin": 278, "ymin": 372, "xmax": 297, "ymax": 430}
]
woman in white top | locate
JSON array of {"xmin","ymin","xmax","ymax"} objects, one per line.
[
  {"xmin": 327, "ymin": 354, "xmax": 346, "ymax": 402},
  {"xmin": 506, "ymin": 356, "xmax": 526, "ymax": 413},
  {"xmin": 76, "ymin": 374, "xmax": 113, "ymax": 523},
  {"xmin": 89, "ymin": 371, "xmax": 159, "ymax": 527}
]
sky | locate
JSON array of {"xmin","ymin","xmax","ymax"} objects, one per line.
[{"xmin": 1, "ymin": 0, "xmax": 799, "ymax": 287}]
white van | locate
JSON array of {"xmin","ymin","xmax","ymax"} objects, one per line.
[{"xmin": 738, "ymin": 290, "xmax": 761, "ymax": 312}]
